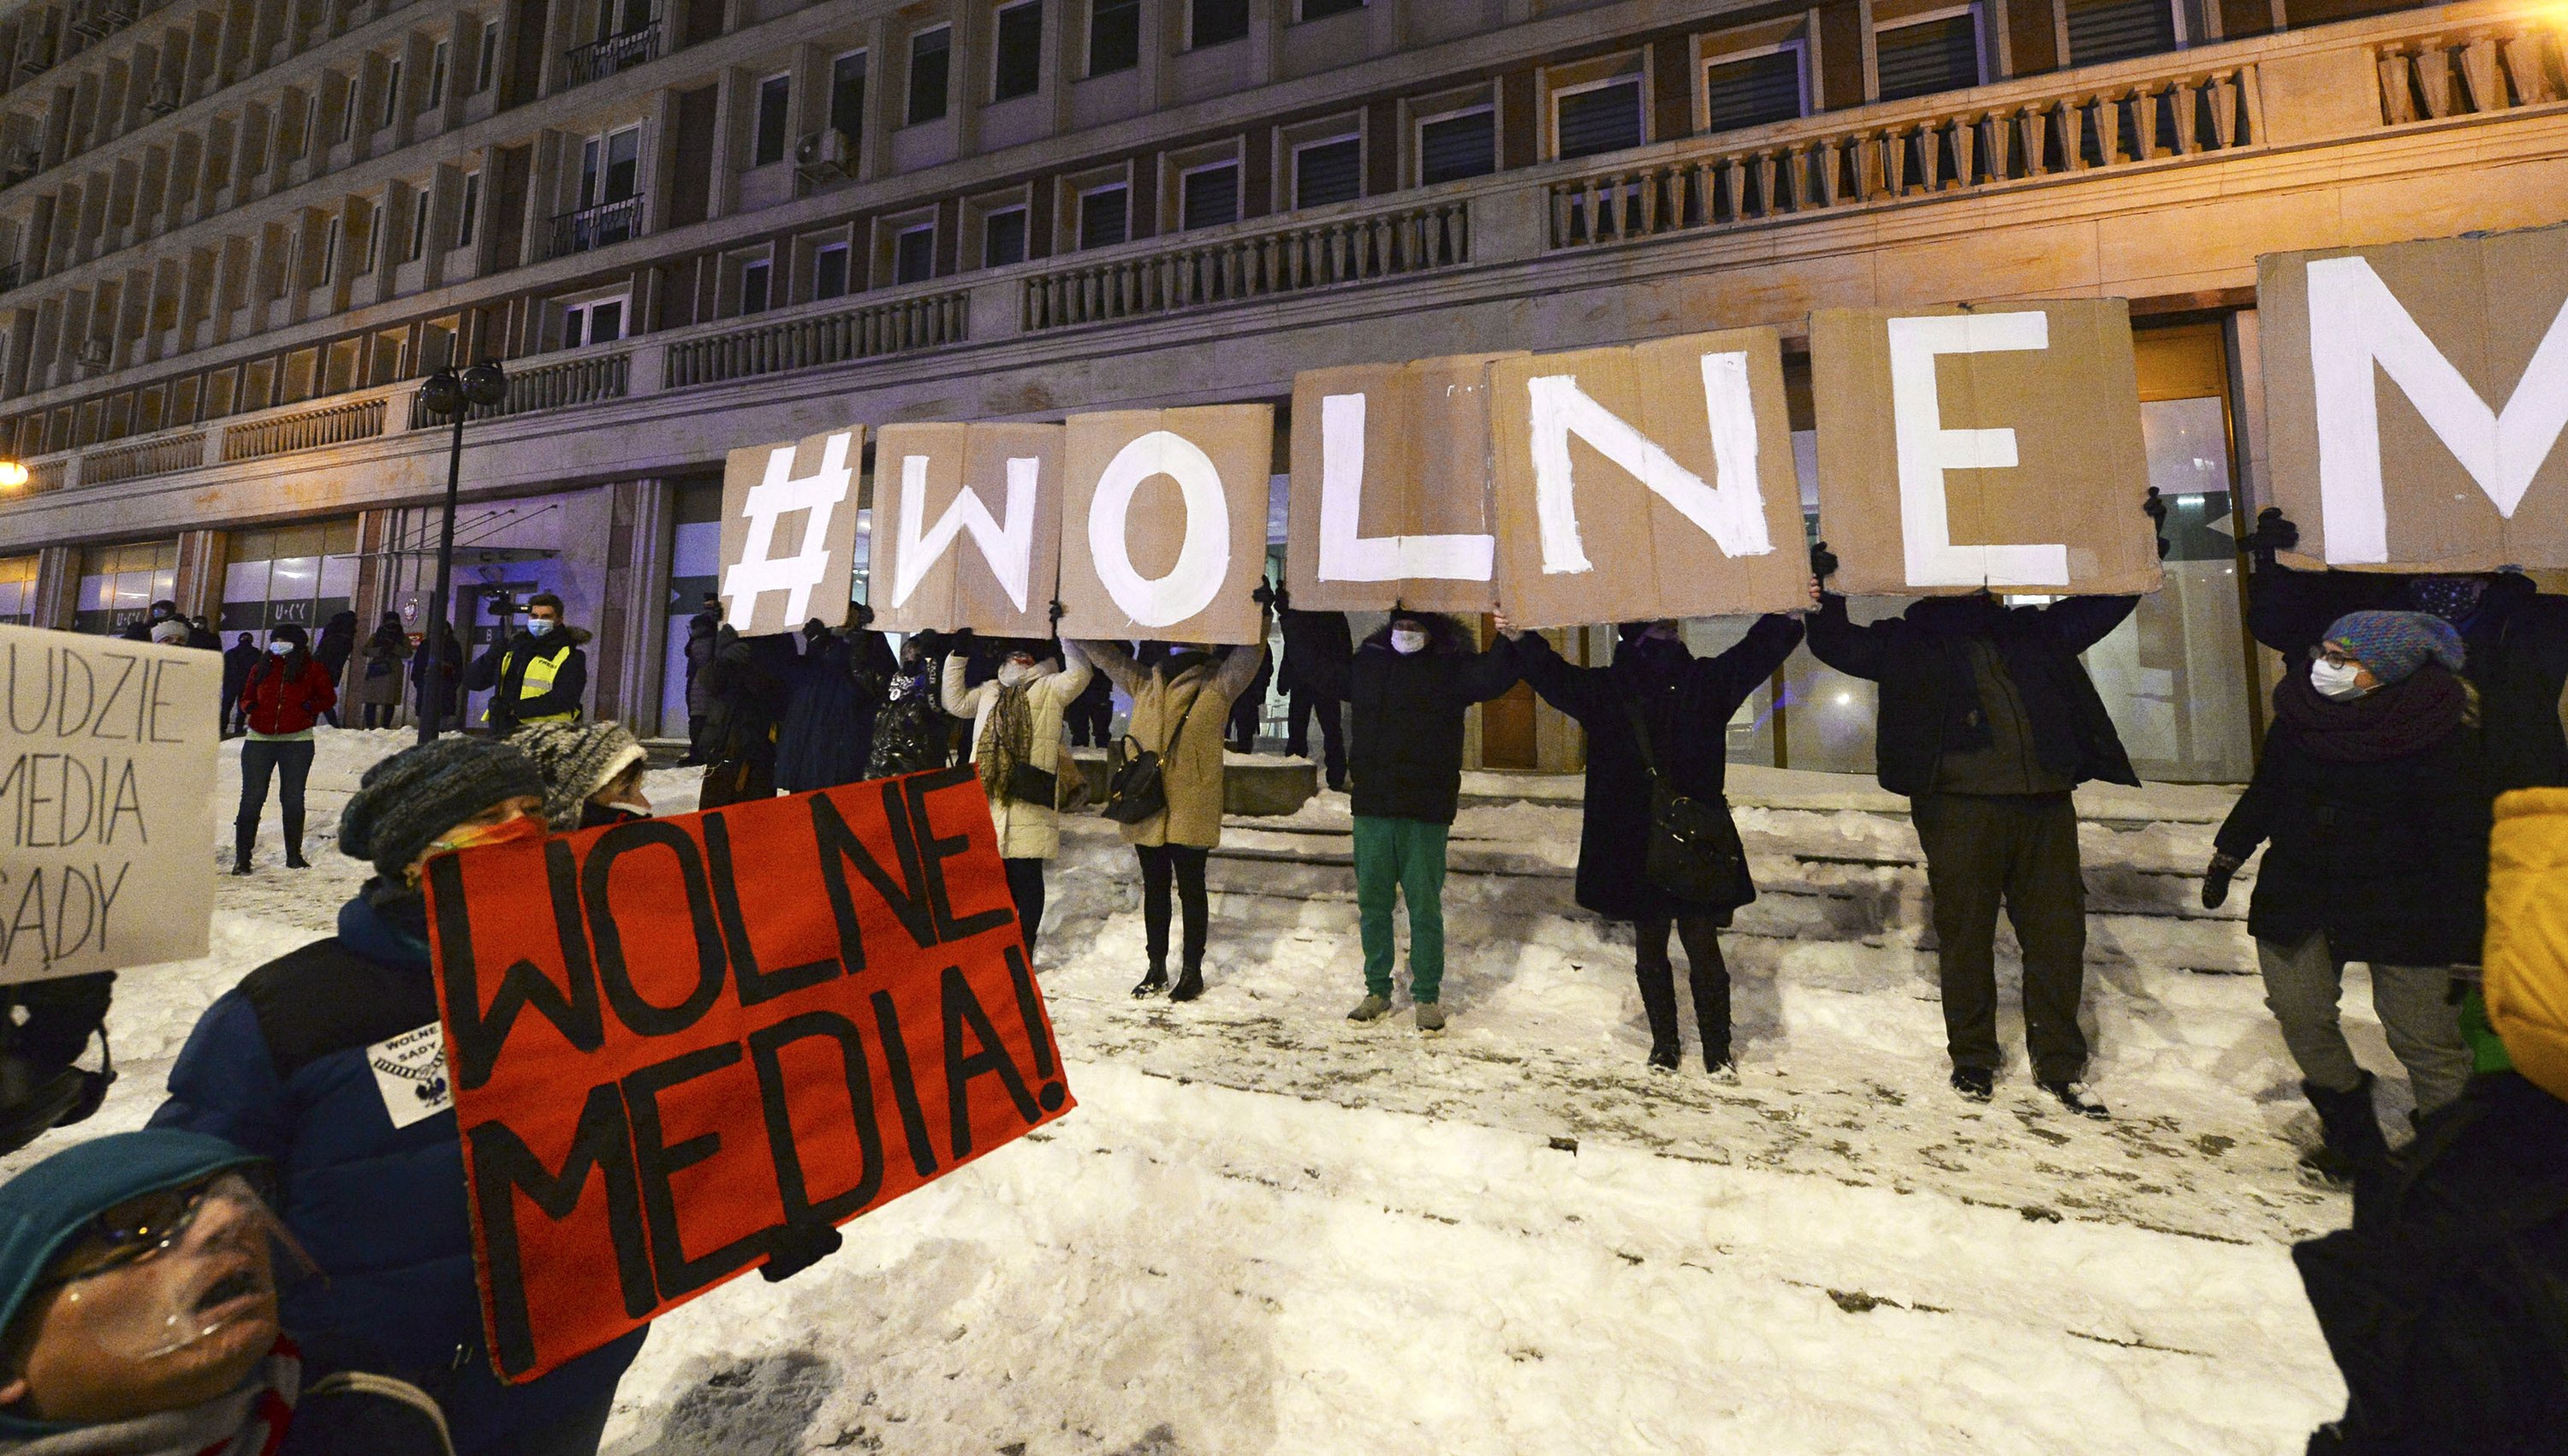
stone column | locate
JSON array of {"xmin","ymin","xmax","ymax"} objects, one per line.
[
  {"xmin": 173, "ymin": 528, "xmax": 229, "ymax": 624},
  {"xmin": 31, "ymin": 544, "xmax": 78, "ymax": 630},
  {"xmin": 591, "ymin": 476, "xmax": 674, "ymax": 733}
]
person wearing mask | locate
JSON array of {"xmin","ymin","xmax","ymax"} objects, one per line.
[
  {"xmin": 186, "ymin": 615, "xmax": 221, "ymax": 652},
  {"xmin": 776, "ymin": 619, "xmax": 872, "ymax": 794},
  {"xmin": 1276, "ymin": 594, "xmax": 1352, "ymax": 793},
  {"xmin": 2241, "ymin": 510, "xmax": 2568, "ymax": 798},
  {"xmin": 867, "ymin": 635, "xmax": 954, "ymax": 779},
  {"xmin": 2202, "ymin": 612, "xmax": 2484, "ymax": 1183},
  {"xmin": 1508, "ymin": 603, "xmax": 1808, "ymax": 1071},
  {"xmin": 698, "ymin": 626, "xmax": 788, "ymax": 809},
  {"xmin": 465, "ymin": 593, "xmax": 587, "ymax": 737},
  {"xmin": 147, "ymin": 617, "xmax": 188, "ymax": 648},
  {"xmin": 219, "ymin": 633, "xmax": 259, "ymax": 738},
  {"xmin": 153, "ymin": 739, "xmax": 648, "ymax": 1456},
  {"xmin": 233, "ymin": 624, "xmax": 336, "ymax": 875},
  {"xmin": 355, "ymin": 615, "xmax": 409, "ymax": 730},
  {"xmin": 941, "ymin": 633, "xmax": 1094, "ymax": 960},
  {"xmin": 312, "ymin": 613, "xmax": 358, "ymax": 729},
  {"xmin": 516, "ymin": 722, "xmax": 651, "ymax": 831},
  {"xmin": 1806, "ymin": 550, "xmax": 2141, "ymax": 1117},
  {"xmin": 119, "ymin": 601, "xmax": 179, "ymax": 644},
  {"xmin": 408, "ymin": 626, "xmax": 462, "ymax": 733},
  {"xmin": 679, "ymin": 599, "xmax": 721, "ymax": 766},
  {"xmin": 0, "ymin": 1127, "xmax": 460, "ymax": 1455},
  {"xmin": 1298, "ymin": 609, "xmax": 1519, "ymax": 1032},
  {"xmin": 2292, "ymin": 784, "xmax": 2568, "ymax": 1453},
  {"xmin": 1079, "ymin": 608, "xmax": 1271, "ymax": 1002}
]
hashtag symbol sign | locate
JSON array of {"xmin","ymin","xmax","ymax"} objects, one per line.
[{"xmin": 722, "ymin": 431, "xmax": 856, "ymax": 630}]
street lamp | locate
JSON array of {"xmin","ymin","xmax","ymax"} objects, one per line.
[
  {"xmin": 413, "ymin": 360, "xmax": 508, "ymax": 743},
  {"xmin": 0, "ymin": 460, "xmax": 27, "ymax": 490}
]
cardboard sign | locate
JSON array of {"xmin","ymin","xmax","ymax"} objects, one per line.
[
  {"xmin": 2259, "ymin": 227, "xmax": 2568, "ymax": 571},
  {"xmin": 1057, "ymin": 406, "xmax": 1272, "ymax": 645},
  {"xmin": 1285, "ymin": 354, "xmax": 1525, "ymax": 614},
  {"xmin": 865, "ymin": 423, "xmax": 1067, "ymax": 635},
  {"xmin": 425, "ymin": 769, "xmax": 1074, "ymax": 1382},
  {"xmin": 1487, "ymin": 330, "xmax": 1808, "ymax": 628},
  {"xmin": 0, "ymin": 626, "xmax": 218, "ymax": 984},
  {"xmin": 1810, "ymin": 301, "xmax": 2160, "ymax": 597},
  {"xmin": 718, "ymin": 426, "xmax": 868, "ymax": 634}
]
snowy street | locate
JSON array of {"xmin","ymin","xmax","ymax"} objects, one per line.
[{"xmin": 19, "ymin": 730, "xmax": 2356, "ymax": 1454}]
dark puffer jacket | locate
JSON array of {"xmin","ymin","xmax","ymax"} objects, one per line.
[
  {"xmin": 1516, "ymin": 616, "xmax": 1803, "ymax": 923},
  {"xmin": 151, "ymin": 890, "xmax": 645, "ymax": 1455},
  {"xmin": 1805, "ymin": 591, "xmax": 2140, "ymax": 798},
  {"xmin": 1293, "ymin": 616, "xmax": 1518, "ymax": 825},
  {"xmin": 2214, "ymin": 665, "xmax": 2490, "ymax": 966}
]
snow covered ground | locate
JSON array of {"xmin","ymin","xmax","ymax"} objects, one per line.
[{"xmin": 10, "ymin": 728, "xmax": 2363, "ymax": 1454}]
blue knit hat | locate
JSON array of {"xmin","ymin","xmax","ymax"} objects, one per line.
[
  {"xmin": 0, "ymin": 1131, "xmax": 263, "ymax": 1423},
  {"xmin": 2323, "ymin": 609, "xmax": 2466, "ymax": 686}
]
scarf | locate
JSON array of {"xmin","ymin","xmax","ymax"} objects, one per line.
[
  {"xmin": 977, "ymin": 681, "xmax": 1036, "ymax": 804},
  {"xmin": 2272, "ymin": 661, "xmax": 2470, "ymax": 764}
]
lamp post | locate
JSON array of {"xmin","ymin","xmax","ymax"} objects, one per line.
[{"xmin": 413, "ymin": 360, "xmax": 508, "ymax": 743}]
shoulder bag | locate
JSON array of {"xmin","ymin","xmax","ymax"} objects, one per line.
[
  {"xmin": 1624, "ymin": 700, "xmax": 1747, "ymax": 905},
  {"xmin": 1103, "ymin": 685, "xmax": 1192, "ymax": 825}
]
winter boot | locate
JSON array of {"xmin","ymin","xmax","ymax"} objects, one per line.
[
  {"xmin": 231, "ymin": 823, "xmax": 255, "ymax": 876},
  {"xmin": 1346, "ymin": 994, "xmax": 1393, "ymax": 1024},
  {"xmin": 282, "ymin": 812, "xmax": 308, "ymax": 870},
  {"xmin": 1131, "ymin": 966, "xmax": 1168, "ymax": 998},
  {"xmin": 2040, "ymin": 1079, "xmax": 2112, "ymax": 1120},
  {"xmin": 1950, "ymin": 1067, "xmax": 1994, "ymax": 1102},
  {"xmin": 1689, "ymin": 962, "xmax": 1732, "ymax": 1077},
  {"xmin": 1635, "ymin": 947, "xmax": 1681, "ymax": 1071},
  {"xmin": 2302, "ymin": 1073, "xmax": 2390, "ymax": 1187},
  {"xmin": 1168, "ymin": 965, "xmax": 1205, "ymax": 1002},
  {"xmin": 1415, "ymin": 1001, "xmax": 1446, "ymax": 1033}
]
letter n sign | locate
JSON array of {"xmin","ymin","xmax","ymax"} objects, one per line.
[{"xmin": 2259, "ymin": 227, "xmax": 2568, "ymax": 571}]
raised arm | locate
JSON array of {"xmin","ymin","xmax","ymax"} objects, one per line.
[
  {"xmin": 1804, "ymin": 593, "xmax": 1886, "ymax": 681},
  {"xmin": 1206, "ymin": 609, "xmax": 1274, "ymax": 705},
  {"xmin": 1447, "ymin": 635, "xmax": 1524, "ymax": 705},
  {"xmin": 1039, "ymin": 640, "xmax": 1096, "ymax": 707},
  {"xmin": 1078, "ymin": 637, "xmax": 1147, "ymax": 697},
  {"xmin": 939, "ymin": 654, "xmax": 980, "ymax": 720},
  {"xmin": 2040, "ymin": 593, "xmax": 2143, "ymax": 655},
  {"xmin": 1510, "ymin": 631, "xmax": 1614, "ymax": 726},
  {"xmin": 1688, "ymin": 613, "xmax": 1804, "ymax": 711}
]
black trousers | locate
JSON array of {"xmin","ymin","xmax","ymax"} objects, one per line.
[
  {"xmin": 361, "ymin": 700, "xmax": 395, "ymax": 728},
  {"xmin": 1634, "ymin": 914, "xmax": 1730, "ymax": 1063},
  {"xmin": 1286, "ymin": 691, "xmax": 1346, "ymax": 786},
  {"xmin": 1135, "ymin": 844, "xmax": 1210, "ymax": 973},
  {"xmin": 1003, "ymin": 856, "xmax": 1047, "ymax": 960},
  {"xmin": 237, "ymin": 739, "xmax": 315, "ymax": 855},
  {"xmin": 1911, "ymin": 792, "xmax": 2090, "ymax": 1084},
  {"xmin": 1228, "ymin": 691, "xmax": 1263, "ymax": 752},
  {"xmin": 1067, "ymin": 699, "xmax": 1113, "ymax": 748},
  {"xmin": 687, "ymin": 712, "xmax": 711, "ymax": 763}
]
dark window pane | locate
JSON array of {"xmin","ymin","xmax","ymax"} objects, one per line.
[
  {"xmin": 1293, "ymin": 135, "xmax": 1362, "ymax": 208},
  {"xmin": 1090, "ymin": 0, "xmax": 1140, "ymax": 74},
  {"xmin": 753, "ymin": 75, "xmax": 790, "ymax": 165},
  {"xmin": 1875, "ymin": 14, "xmax": 1979, "ymax": 102},
  {"xmin": 984, "ymin": 208, "xmax": 1029, "ymax": 266},
  {"xmin": 1180, "ymin": 163, "xmax": 1239, "ymax": 230},
  {"xmin": 2063, "ymin": 0, "xmax": 2176, "ymax": 66},
  {"xmin": 590, "ymin": 299, "xmax": 623, "ymax": 342},
  {"xmin": 740, "ymin": 262, "xmax": 770, "ymax": 314},
  {"xmin": 1555, "ymin": 78, "xmax": 1643, "ymax": 160},
  {"xmin": 1418, "ymin": 110, "xmax": 1495, "ymax": 184},
  {"xmin": 1704, "ymin": 50, "xmax": 1804, "ymax": 133},
  {"xmin": 816, "ymin": 246, "xmax": 850, "ymax": 299},
  {"xmin": 1299, "ymin": 0, "xmax": 1364, "ymax": 17},
  {"xmin": 995, "ymin": 3, "xmax": 1043, "ymax": 101},
  {"xmin": 1078, "ymin": 186, "xmax": 1128, "ymax": 250},
  {"xmin": 1192, "ymin": 0, "xmax": 1249, "ymax": 48},
  {"xmin": 830, "ymin": 52, "xmax": 867, "ymax": 142},
  {"xmin": 895, "ymin": 227, "xmax": 936, "ymax": 283},
  {"xmin": 908, "ymin": 28, "xmax": 951, "ymax": 124}
]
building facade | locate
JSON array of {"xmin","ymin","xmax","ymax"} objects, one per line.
[{"xmin": 0, "ymin": 0, "xmax": 2559, "ymax": 776}]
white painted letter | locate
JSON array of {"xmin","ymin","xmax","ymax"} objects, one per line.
[
  {"xmin": 889, "ymin": 453, "xmax": 1040, "ymax": 613},
  {"xmin": 1316, "ymin": 393, "xmax": 1495, "ymax": 584},
  {"xmin": 1524, "ymin": 352, "xmax": 1775, "ymax": 576},
  {"xmin": 722, "ymin": 431, "xmax": 855, "ymax": 627},
  {"xmin": 1886, "ymin": 312, "xmax": 2069, "ymax": 588},
  {"xmin": 1086, "ymin": 431, "xmax": 1230, "ymax": 627}
]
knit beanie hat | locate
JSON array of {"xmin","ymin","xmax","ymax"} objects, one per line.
[
  {"xmin": 2321, "ymin": 609, "xmax": 2465, "ymax": 686},
  {"xmin": 515, "ymin": 722, "xmax": 647, "ymax": 829},
  {"xmin": 0, "ymin": 1131, "xmax": 261, "ymax": 1359},
  {"xmin": 337, "ymin": 737, "xmax": 544, "ymax": 879},
  {"xmin": 148, "ymin": 618, "xmax": 189, "ymax": 645}
]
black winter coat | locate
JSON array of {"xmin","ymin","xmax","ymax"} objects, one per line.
[
  {"xmin": 1278, "ymin": 608, "xmax": 1354, "ymax": 697},
  {"xmin": 1296, "ymin": 619, "xmax": 1519, "ymax": 825},
  {"xmin": 315, "ymin": 611, "xmax": 359, "ymax": 680},
  {"xmin": 701, "ymin": 632, "xmax": 790, "ymax": 764},
  {"xmin": 1806, "ymin": 592, "xmax": 2139, "ymax": 798},
  {"xmin": 1517, "ymin": 617, "xmax": 1803, "ymax": 923},
  {"xmin": 2249, "ymin": 564, "xmax": 2568, "ymax": 796},
  {"xmin": 2213, "ymin": 669, "xmax": 2490, "ymax": 966},
  {"xmin": 2295, "ymin": 1073, "xmax": 2568, "ymax": 1454},
  {"xmin": 776, "ymin": 634, "xmax": 873, "ymax": 793}
]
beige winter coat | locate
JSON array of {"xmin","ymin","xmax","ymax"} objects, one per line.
[
  {"xmin": 942, "ymin": 643, "xmax": 1093, "ymax": 860},
  {"xmin": 1083, "ymin": 633, "xmax": 1267, "ymax": 850}
]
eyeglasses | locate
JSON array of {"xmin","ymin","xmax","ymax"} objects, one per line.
[
  {"xmin": 38, "ymin": 1173, "xmax": 259, "ymax": 1289},
  {"xmin": 2309, "ymin": 646, "xmax": 2363, "ymax": 669}
]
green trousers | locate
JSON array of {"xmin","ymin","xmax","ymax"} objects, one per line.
[{"xmin": 1354, "ymin": 815, "xmax": 1449, "ymax": 1002}]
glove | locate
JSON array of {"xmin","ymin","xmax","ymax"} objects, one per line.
[
  {"xmin": 1810, "ymin": 541, "xmax": 1840, "ymax": 583},
  {"xmin": 1049, "ymin": 599, "xmax": 1065, "ymax": 625},
  {"xmin": 759, "ymin": 1220, "xmax": 843, "ymax": 1283},
  {"xmin": 2240, "ymin": 508, "xmax": 2299, "ymax": 557},
  {"xmin": 2143, "ymin": 489, "xmax": 2171, "ymax": 560},
  {"xmin": 946, "ymin": 627, "xmax": 978, "ymax": 652},
  {"xmin": 1251, "ymin": 579, "xmax": 1276, "ymax": 607},
  {"xmin": 2201, "ymin": 852, "xmax": 2242, "ymax": 910}
]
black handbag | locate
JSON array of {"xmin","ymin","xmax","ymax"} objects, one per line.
[
  {"xmin": 1624, "ymin": 702, "xmax": 1747, "ymax": 905},
  {"xmin": 1103, "ymin": 693, "xmax": 1190, "ymax": 825}
]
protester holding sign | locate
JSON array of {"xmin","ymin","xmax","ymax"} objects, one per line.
[
  {"xmin": 1506, "ymin": 603, "xmax": 1805, "ymax": 1073},
  {"xmin": 2204, "ymin": 612, "xmax": 2485, "ymax": 1183},
  {"xmin": 942, "ymin": 633, "xmax": 1096, "ymax": 960},
  {"xmin": 1296, "ymin": 610, "xmax": 1519, "ymax": 1033},
  {"xmin": 152, "ymin": 739, "xmax": 647, "ymax": 1456},
  {"xmin": 1807, "ymin": 567, "xmax": 2139, "ymax": 1117},
  {"xmin": 776, "ymin": 619, "xmax": 876, "ymax": 795},
  {"xmin": 234, "ymin": 623, "xmax": 336, "ymax": 877},
  {"xmin": 466, "ymin": 594, "xmax": 588, "ymax": 737},
  {"xmin": 1080, "ymin": 608, "xmax": 1271, "ymax": 1001}
]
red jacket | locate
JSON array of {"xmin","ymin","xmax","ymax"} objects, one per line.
[{"xmin": 238, "ymin": 655, "xmax": 337, "ymax": 734}]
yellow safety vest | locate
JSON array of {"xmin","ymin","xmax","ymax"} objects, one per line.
[{"xmin": 484, "ymin": 641, "xmax": 579, "ymax": 726}]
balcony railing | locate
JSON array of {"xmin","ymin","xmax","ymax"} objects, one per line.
[
  {"xmin": 1019, "ymin": 198, "xmax": 1471, "ymax": 333},
  {"xmin": 2375, "ymin": 14, "xmax": 2565, "ymax": 122},
  {"xmin": 82, "ymin": 429, "xmax": 202, "ymax": 484},
  {"xmin": 663, "ymin": 292, "xmax": 969, "ymax": 390},
  {"xmin": 407, "ymin": 349, "xmax": 628, "ymax": 427},
  {"xmin": 220, "ymin": 397, "xmax": 383, "ymax": 462},
  {"xmin": 564, "ymin": 21, "xmax": 661, "ymax": 88},
  {"xmin": 549, "ymin": 195, "xmax": 643, "ymax": 258}
]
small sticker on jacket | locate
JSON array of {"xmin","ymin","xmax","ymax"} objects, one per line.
[{"xmin": 367, "ymin": 1023, "xmax": 453, "ymax": 1129}]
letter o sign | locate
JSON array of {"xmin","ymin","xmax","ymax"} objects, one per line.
[{"xmin": 1087, "ymin": 430, "xmax": 1231, "ymax": 627}]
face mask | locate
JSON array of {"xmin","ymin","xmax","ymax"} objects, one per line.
[
  {"xmin": 266, "ymin": 640, "xmax": 293, "ymax": 656},
  {"xmin": 526, "ymin": 618, "xmax": 555, "ymax": 636},
  {"xmin": 2310, "ymin": 659, "xmax": 2370, "ymax": 700},
  {"xmin": 42, "ymin": 1173, "xmax": 311, "ymax": 1365},
  {"xmin": 997, "ymin": 661, "xmax": 1034, "ymax": 688},
  {"xmin": 427, "ymin": 811, "xmax": 547, "ymax": 860},
  {"xmin": 1389, "ymin": 628, "xmax": 1428, "ymax": 656}
]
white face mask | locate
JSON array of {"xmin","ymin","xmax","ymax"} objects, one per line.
[
  {"xmin": 996, "ymin": 661, "xmax": 1034, "ymax": 688},
  {"xmin": 2310, "ymin": 659, "xmax": 2369, "ymax": 700},
  {"xmin": 266, "ymin": 640, "xmax": 293, "ymax": 656},
  {"xmin": 1389, "ymin": 628, "xmax": 1427, "ymax": 656},
  {"xmin": 526, "ymin": 617, "xmax": 556, "ymax": 636}
]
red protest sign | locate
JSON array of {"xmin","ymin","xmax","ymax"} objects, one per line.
[{"xmin": 422, "ymin": 767, "xmax": 1074, "ymax": 1382}]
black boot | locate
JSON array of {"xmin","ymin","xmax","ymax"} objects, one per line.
[
  {"xmin": 1635, "ymin": 951, "xmax": 1680, "ymax": 1071},
  {"xmin": 1131, "ymin": 965, "xmax": 1168, "ymax": 998},
  {"xmin": 282, "ymin": 812, "xmax": 308, "ymax": 870},
  {"xmin": 1168, "ymin": 965, "xmax": 1204, "ymax": 1002},
  {"xmin": 2303, "ymin": 1073, "xmax": 2390, "ymax": 1187},
  {"xmin": 232, "ymin": 823, "xmax": 255, "ymax": 876},
  {"xmin": 1689, "ymin": 962, "xmax": 1733, "ymax": 1075}
]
